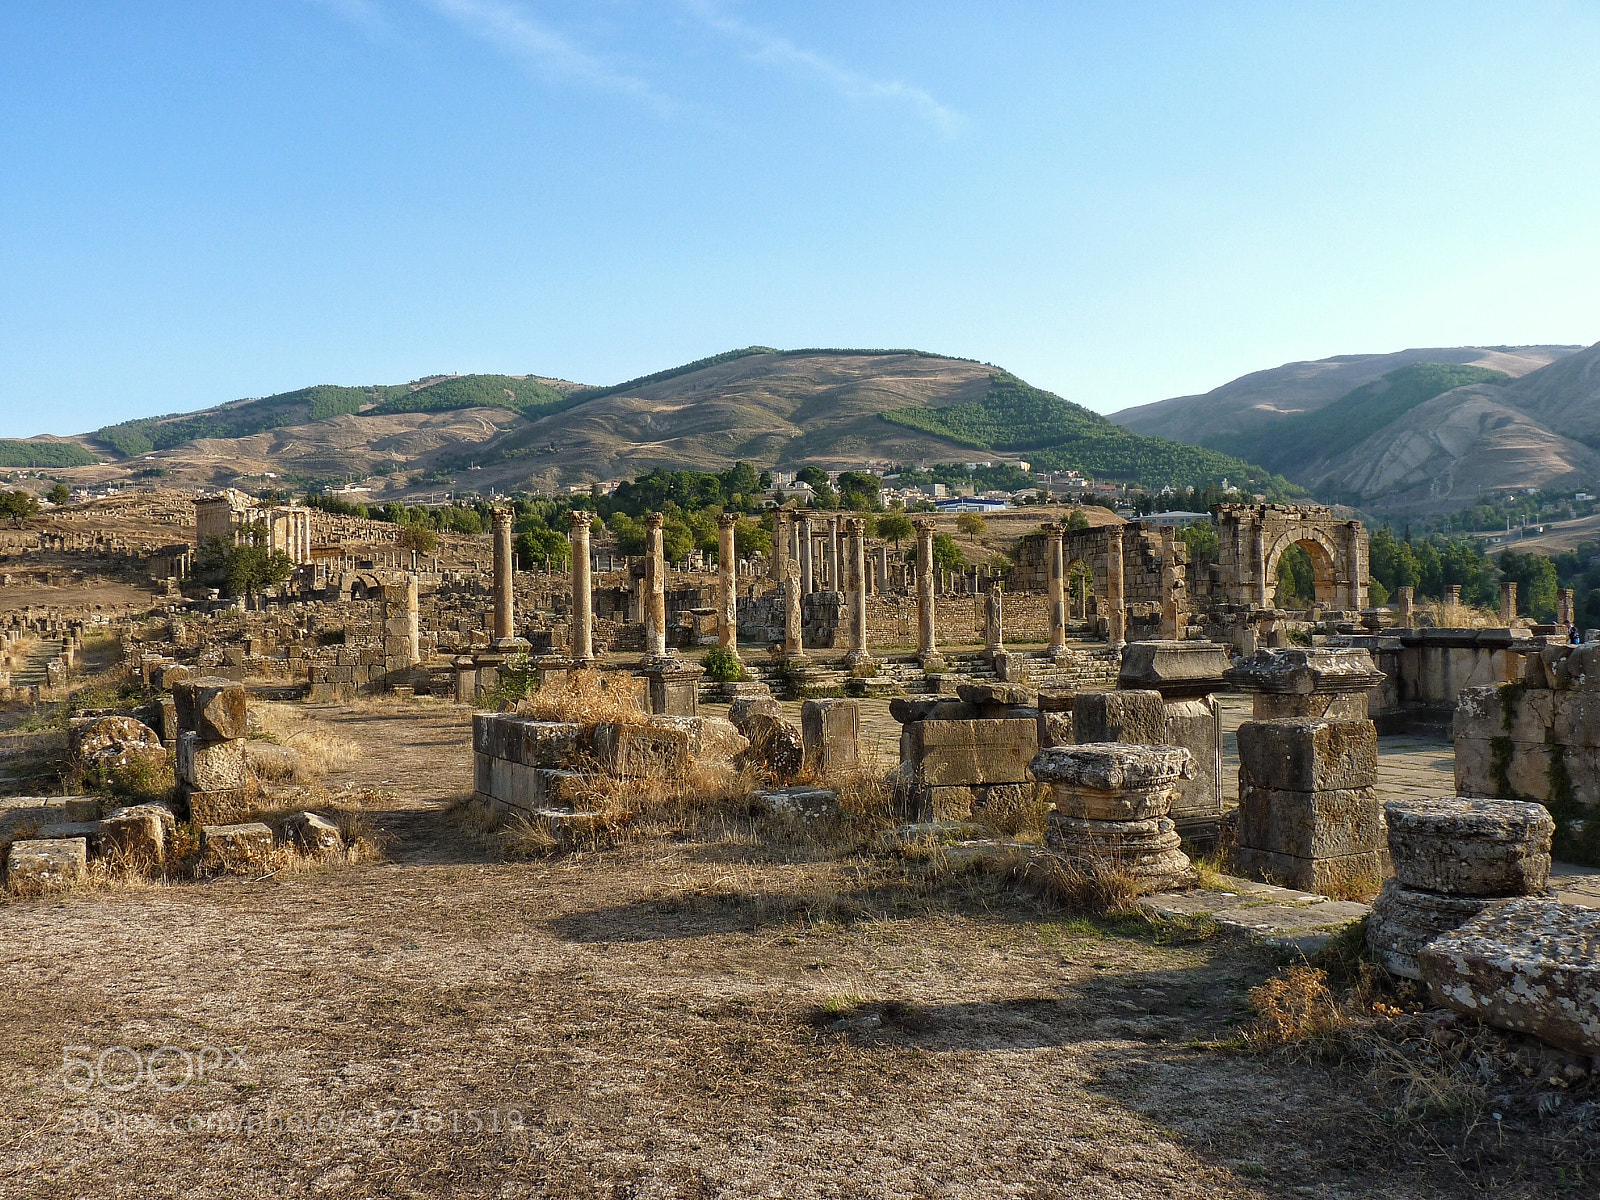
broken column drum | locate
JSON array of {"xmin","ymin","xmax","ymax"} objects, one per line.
[
  {"xmin": 568, "ymin": 510, "xmax": 593, "ymax": 665},
  {"xmin": 716, "ymin": 513, "xmax": 740, "ymax": 662},
  {"xmin": 1367, "ymin": 796, "xmax": 1554, "ymax": 979},
  {"xmin": 1032, "ymin": 742, "xmax": 1197, "ymax": 893},
  {"xmin": 914, "ymin": 519, "xmax": 944, "ymax": 672}
]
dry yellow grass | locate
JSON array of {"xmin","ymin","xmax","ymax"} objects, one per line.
[
  {"xmin": 249, "ymin": 701, "xmax": 362, "ymax": 782},
  {"xmin": 513, "ymin": 667, "xmax": 648, "ymax": 724}
]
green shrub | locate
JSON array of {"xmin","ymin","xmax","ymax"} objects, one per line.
[{"xmin": 700, "ymin": 647, "xmax": 746, "ymax": 683}]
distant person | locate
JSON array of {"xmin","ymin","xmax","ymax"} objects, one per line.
[{"xmin": 1573, "ymin": 624, "xmax": 1583, "ymax": 645}]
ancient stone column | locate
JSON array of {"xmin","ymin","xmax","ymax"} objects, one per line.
[
  {"xmin": 716, "ymin": 513, "xmax": 740, "ymax": 661},
  {"xmin": 845, "ymin": 517, "xmax": 872, "ymax": 669},
  {"xmin": 799, "ymin": 514, "xmax": 814, "ymax": 594},
  {"xmin": 1159, "ymin": 526, "xmax": 1183, "ymax": 641},
  {"xmin": 784, "ymin": 559, "xmax": 807, "ymax": 662},
  {"xmin": 643, "ymin": 512, "xmax": 669, "ymax": 662},
  {"xmin": 1047, "ymin": 523, "xmax": 1066, "ymax": 657},
  {"xmin": 829, "ymin": 518, "xmax": 842, "ymax": 596},
  {"xmin": 1105, "ymin": 525, "xmax": 1126, "ymax": 647},
  {"xmin": 772, "ymin": 511, "xmax": 790, "ymax": 582},
  {"xmin": 490, "ymin": 507, "xmax": 520, "ymax": 648},
  {"xmin": 1446, "ymin": 584, "xmax": 1462, "ymax": 615},
  {"xmin": 984, "ymin": 584, "xmax": 1003, "ymax": 653},
  {"xmin": 914, "ymin": 519, "xmax": 944, "ymax": 672},
  {"xmin": 568, "ymin": 510, "xmax": 593, "ymax": 666},
  {"xmin": 1253, "ymin": 523, "xmax": 1268, "ymax": 608},
  {"xmin": 1558, "ymin": 588, "xmax": 1576, "ymax": 628},
  {"xmin": 1396, "ymin": 585, "xmax": 1414, "ymax": 630},
  {"xmin": 1501, "ymin": 581, "xmax": 1518, "ymax": 622}
]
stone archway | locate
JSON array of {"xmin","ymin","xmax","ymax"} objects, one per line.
[{"xmin": 1212, "ymin": 504, "xmax": 1368, "ymax": 611}]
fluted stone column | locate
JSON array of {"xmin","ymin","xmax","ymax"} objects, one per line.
[
  {"xmin": 1048, "ymin": 523, "xmax": 1066, "ymax": 658},
  {"xmin": 568, "ymin": 510, "xmax": 593, "ymax": 665},
  {"xmin": 845, "ymin": 516, "xmax": 872, "ymax": 669},
  {"xmin": 490, "ymin": 508, "xmax": 521, "ymax": 649},
  {"xmin": 644, "ymin": 512, "xmax": 669, "ymax": 662},
  {"xmin": 914, "ymin": 519, "xmax": 944, "ymax": 672},
  {"xmin": 784, "ymin": 560, "xmax": 807, "ymax": 662},
  {"xmin": 772, "ymin": 511, "xmax": 790, "ymax": 583},
  {"xmin": 1106, "ymin": 525, "xmax": 1126, "ymax": 648},
  {"xmin": 716, "ymin": 513, "xmax": 740, "ymax": 661},
  {"xmin": 1253, "ymin": 523, "xmax": 1268, "ymax": 608},
  {"xmin": 799, "ymin": 514, "xmax": 814, "ymax": 594},
  {"xmin": 1501, "ymin": 581, "xmax": 1518, "ymax": 622}
]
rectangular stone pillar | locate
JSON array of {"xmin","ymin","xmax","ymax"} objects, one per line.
[{"xmin": 1502, "ymin": 581, "xmax": 1518, "ymax": 622}]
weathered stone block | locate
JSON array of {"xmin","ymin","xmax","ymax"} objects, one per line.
[
  {"xmin": 801, "ymin": 698, "xmax": 859, "ymax": 777},
  {"xmin": 1367, "ymin": 880, "xmax": 1498, "ymax": 979},
  {"xmin": 174, "ymin": 676, "xmax": 248, "ymax": 741},
  {"xmin": 752, "ymin": 786, "xmax": 841, "ymax": 821},
  {"xmin": 1229, "ymin": 846, "xmax": 1386, "ymax": 895},
  {"xmin": 1385, "ymin": 797, "xmax": 1553, "ymax": 896},
  {"xmin": 184, "ymin": 787, "xmax": 252, "ymax": 826},
  {"xmin": 648, "ymin": 716, "xmax": 749, "ymax": 763},
  {"xmin": 106, "ymin": 803, "xmax": 177, "ymax": 844},
  {"xmin": 6, "ymin": 837, "xmax": 87, "ymax": 895},
  {"xmin": 178, "ymin": 733, "xmax": 249, "ymax": 791},
  {"xmin": 1237, "ymin": 783, "xmax": 1383, "ymax": 861},
  {"xmin": 200, "ymin": 822, "xmax": 273, "ymax": 875},
  {"xmin": 1237, "ymin": 719, "xmax": 1377, "ymax": 792},
  {"xmin": 1072, "ymin": 690, "xmax": 1165, "ymax": 745},
  {"xmin": 737, "ymin": 713, "xmax": 804, "ymax": 783},
  {"xmin": 283, "ymin": 811, "xmax": 344, "ymax": 856},
  {"xmin": 1038, "ymin": 711, "xmax": 1073, "ymax": 749},
  {"xmin": 729, "ymin": 696, "xmax": 782, "ymax": 733},
  {"xmin": 591, "ymin": 721, "xmax": 690, "ymax": 778},
  {"xmin": 516, "ymin": 720, "xmax": 583, "ymax": 768},
  {"xmin": 99, "ymin": 808, "xmax": 166, "ymax": 869},
  {"xmin": 1163, "ymin": 695, "xmax": 1223, "ymax": 824},
  {"xmin": 904, "ymin": 717, "xmax": 1038, "ymax": 787},
  {"xmin": 1421, "ymin": 898, "xmax": 1600, "ymax": 1054}
]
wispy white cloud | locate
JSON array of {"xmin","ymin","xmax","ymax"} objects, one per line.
[
  {"xmin": 425, "ymin": 0, "xmax": 673, "ymax": 111},
  {"xmin": 686, "ymin": 1, "xmax": 966, "ymax": 137}
]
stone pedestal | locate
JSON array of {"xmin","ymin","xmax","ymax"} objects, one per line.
[
  {"xmin": 1118, "ymin": 640, "xmax": 1231, "ymax": 837},
  {"xmin": 1032, "ymin": 743, "xmax": 1196, "ymax": 892},
  {"xmin": 642, "ymin": 659, "xmax": 704, "ymax": 717}
]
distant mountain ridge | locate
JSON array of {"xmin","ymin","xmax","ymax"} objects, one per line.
[
  {"xmin": 1112, "ymin": 344, "xmax": 1598, "ymax": 516},
  {"xmin": 24, "ymin": 348, "xmax": 1297, "ymax": 500}
]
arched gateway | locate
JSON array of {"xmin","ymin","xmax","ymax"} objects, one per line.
[{"xmin": 1210, "ymin": 503, "xmax": 1368, "ymax": 611}]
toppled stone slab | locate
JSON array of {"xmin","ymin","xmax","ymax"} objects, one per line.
[
  {"xmin": 200, "ymin": 822, "xmax": 274, "ymax": 875},
  {"xmin": 1421, "ymin": 897, "xmax": 1600, "ymax": 1054},
  {"xmin": 1385, "ymin": 797, "xmax": 1554, "ymax": 897},
  {"xmin": 106, "ymin": 803, "xmax": 177, "ymax": 844},
  {"xmin": 1141, "ymin": 876, "xmax": 1371, "ymax": 955},
  {"xmin": 956, "ymin": 681, "xmax": 1038, "ymax": 711},
  {"xmin": 751, "ymin": 786, "xmax": 840, "ymax": 821},
  {"xmin": 728, "ymin": 695, "xmax": 782, "ymax": 733},
  {"xmin": 1223, "ymin": 647, "xmax": 1387, "ymax": 698},
  {"xmin": 283, "ymin": 811, "xmax": 344, "ymax": 856},
  {"xmin": 6, "ymin": 837, "xmax": 88, "ymax": 895},
  {"xmin": 649, "ymin": 715, "xmax": 749, "ymax": 763}
]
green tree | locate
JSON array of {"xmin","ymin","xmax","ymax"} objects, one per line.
[
  {"xmin": 876, "ymin": 512, "xmax": 913, "ymax": 549},
  {"xmin": 662, "ymin": 514, "xmax": 694, "ymax": 562},
  {"xmin": 608, "ymin": 512, "xmax": 645, "ymax": 556},
  {"xmin": 1497, "ymin": 551, "xmax": 1558, "ymax": 621},
  {"xmin": 200, "ymin": 526, "xmax": 294, "ymax": 601},
  {"xmin": 956, "ymin": 513, "xmax": 988, "ymax": 538},
  {"xmin": 909, "ymin": 533, "xmax": 967, "ymax": 573},
  {"xmin": 1065, "ymin": 508, "xmax": 1091, "ymax": 532},
  {"xmin": 0, "ymin": 490, "xmax": 41, "ymax": 527},
  {"xmin": 1177, "ymin": 520, "xmax": 1218, "ymax": 566},
  {"xmin": 397, "ymin": 522, "xmax": 438, "ymax": 555},
  {"xmin": 46, "ymin": 483, "xmax": 71, "ymax": 506},
  {"xmin": 1276, "ymin": 545, "xmax": 1315, "ymax": 605},
  {"xmin": 733, "ymin": 516, "xmax": 771, "ymax": 560}
]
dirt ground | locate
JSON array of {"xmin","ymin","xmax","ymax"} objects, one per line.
[{"xmin": 3, "ymin": 701, "xmax": 1597, "ymax": 1198}]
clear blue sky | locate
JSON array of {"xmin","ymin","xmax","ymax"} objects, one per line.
[{"xmin": 3, "ymin": 1, "xmax": 1598, "ymax": 439}]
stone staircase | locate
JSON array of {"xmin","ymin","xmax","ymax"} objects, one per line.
[{"xmin": 10, "ymin": 639, "xmax": 64, "ymax": 688}]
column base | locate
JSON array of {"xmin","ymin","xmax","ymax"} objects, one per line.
[
  {"xmin": 918, "ymin": 651, "xmax": 946, "ymax": 673},
  {"xmin": 843, "ymin": 649, "xmax": 876, "ymax": 671},
  {"xmin": 492, "ymin": 636, "xmax": 531, "ymax": 653}
]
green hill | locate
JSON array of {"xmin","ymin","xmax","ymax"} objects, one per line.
[
  {"xmin": 882, "ymin": 372, "xmax": 1303, "ymax": 495},
  {"xmin": 0, "ymin": 440, "xmax": 99, "ymax": 468},
  {"xmin": 1202, "ymin": 362, "xmax": 1509, "ymax": 475},
  {"xmin": 366, "ymin": 375, "xmax": 571, "ymax": 418}
]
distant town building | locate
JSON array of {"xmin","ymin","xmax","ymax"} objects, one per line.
[{"xmin": 936, "ymin": 497, "xmax": 1008, "ymax": 514}]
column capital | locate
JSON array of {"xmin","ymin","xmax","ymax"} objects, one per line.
[
  {"xmin": 845, "ymin": 516, "xmax": 865, "ymax": 535},
  {"xmin": 491, "ymin": 507, "xmax": 514, "ymax": 530},
  {"xmin": 645, "ymin": 511, "xmax": 664, "ymax": 530},
  {"xmin": 716, "ymin": 512, "xmax": 738, "ymax": 530},
  {"xmin": 568, "ymin": 509, "xmax": 593, "ymax": 532}
]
